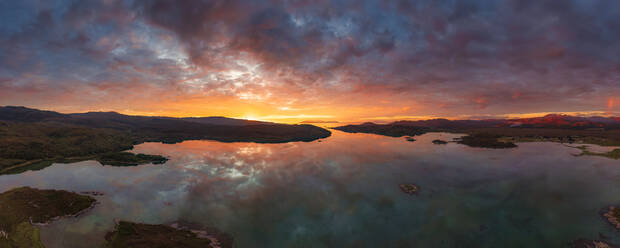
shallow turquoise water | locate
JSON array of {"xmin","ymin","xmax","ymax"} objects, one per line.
[{"xmin": 1, "ymin": 131, "xmax": 619, "ymax": 247}]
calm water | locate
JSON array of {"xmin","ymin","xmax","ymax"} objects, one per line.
[{"xmin": 1, "ymin": 131, "xmax": 620, "ymax": 247}]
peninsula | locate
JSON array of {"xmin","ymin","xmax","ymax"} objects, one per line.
[
  {"xmin": 105, "ymin": 221, "xmax": 233, "ymax": 248},
  {"xmin": 0, "ymin": 106, "xmax": 331, "ymax": 174},
  {"xmin": 0, "ymin": 187, "xmax": 96, "ymax": 247}
]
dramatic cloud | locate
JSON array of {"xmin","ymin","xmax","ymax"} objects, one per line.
[{"xmin": 1, "ymin": 0, "xmax": 618, "ymax": 121}]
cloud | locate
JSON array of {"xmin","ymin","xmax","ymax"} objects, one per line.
[{"xmin": 1, "ymin": 0, "xmax": 619, "ymax": 120}]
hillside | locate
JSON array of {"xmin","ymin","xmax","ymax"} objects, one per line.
[{"xmin": 0, "ymin": 106, "xmax": 331, "ymax": 174}]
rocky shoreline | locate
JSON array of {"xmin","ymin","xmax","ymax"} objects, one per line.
[
  {"xmin": 0, "ymin": 187, "xmax": 97, "ymax": 247},
  {"xmin": 602, "ymin": 206, "xmax": 620, "ymax": 229},
  {"xmin": 30, "ymin": 201, "xmax": 99, "ymax": 226},
  {"xmin": 570, "ymin": 239, "xmax": 619, "ymax": 248},
  {"xmin": 169, "ymin": 221, "xmax": 234, "ymax": 248},
  {"xmin": 105, "ymin": 220, "xmax": 233, "ymax": 248}
]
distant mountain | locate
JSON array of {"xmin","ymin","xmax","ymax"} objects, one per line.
[
  {"xmin": 0, "ymin": 107, "xmax": 271, "ymax": 127},
  {"xmin": 390, "ymin": 119, "xmax": 503, "ymax": 129},
  {"xmin": 503, "ymin": 114, "xmax": 620, "ymax": 129},
  {"xmin": 180, "ymin": 116, "xmax": 271, "ymax": 126},
  {"xmin": 360, "ymin": 122, "xmax": 378, "ymax": 126},
  {"xmin": 0, "ymin": 106, "xmax": 65, "ymax": 122},
  {"xmin": 349, "ymin": 114, "xmax": 620, "ymax": 130},
  {"xmin": 0, "ymin": 106, "xmax": 331, "ymax": 144},
  {"xmin": 385, "ymin": 115, "xmax": 620, "ymax": 130}
]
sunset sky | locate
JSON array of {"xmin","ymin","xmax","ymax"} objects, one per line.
[{"xmin": 1, "ymin": 0, "xmax": 618, "ymax": 123}]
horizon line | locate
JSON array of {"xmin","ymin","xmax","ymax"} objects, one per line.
[{"xmin": 2, "ymin": 105, "xmax": 619, "ymax": 125}]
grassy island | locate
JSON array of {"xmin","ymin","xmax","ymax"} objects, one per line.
[
  {"xmin": 333, "ymin": 123, "xmax": 429, "ymax": 137},
  {"xmin": 105, "ymin": 221, "xmax": 232, "ymax": 248},
  {"xmin": 0, "ymin": 187, "xmax": 96, "ymax": 247},
  {"xmin": 96, "ymin": 152, "xmax": 168, "ymax": 166},
  {"xmin": 455, "ymin": 133, "xmax": 517, "ymax": 149}
]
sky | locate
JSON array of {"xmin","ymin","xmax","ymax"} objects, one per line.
[{"xmin": 0, "ymin": 0, "xmax": 619, "ymax": 123}]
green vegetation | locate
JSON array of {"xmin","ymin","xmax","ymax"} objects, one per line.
[
  {"xmin": 335, "ymin": 123, "xmax": 620, "ymax": 152},
  {"xmin": 96, "ymin": 152, "xmax": 168, "ymax": 166},
  {"xmin": 583, "ymin": 148, "xmax": 620, "ymax": 160},
  {"xmin": 334, "ymin": 121, "xmax": 620, "ymax": 149},
  {"xmin": 7, "ymin": 222, "xmax": 44, "ymax": 248},
  {"xmin": 0, "ymin": 187, "xmax": 96, "ymax": 248},
  {"xmin": 0, "ymin": 160, "xmax": 55, "ymax": 175},
  {"xmin": 0, "ymin": 121, "xmax": 135, "ymax": 161},
  {"xmin": 0, "ymin": 107, "xmax": 332, "ymax": 175},
  {"xmin": 0, "ymin": 122, "xmax": 170, "ymax": 174},
  {"xmin": 572, "ymin": 146, "xmax": 620, "ymax": 160},
  {"xmin": 456, "ymin": 133, "xmax": 517, "ymax": 149},
  {"xmin": 0, "ymin": 121, "xmax": 137, "ymax": 174},
  {"xmin": 469, "ymin": 128, "xmax": 620, "ymax": 147},
  {"xmin": 105, "ymin": 221, "xmax": 228, "ymax": 248}
]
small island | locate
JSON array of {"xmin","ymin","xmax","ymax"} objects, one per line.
[
  {"xmin": 456, "ymin": 134, "xmax": 517, "ymax": 149},
  {"xmin": 0, "ymin": 187, "xmax": 96, "ymax": 247},
  {"xmin": 405, "ymin": 137, "xmax": 416, "ymax": 142},
  {"xmin": 333, "ymin": 123, "xmax": 428, "ymax": 137},
  {"xmin": 96, "ymin": 152, "xmax": 168, "ymax": 166},
  {"xmin": 432, "ymin": 139, "xmax": 448, "ymax": 145},
  {"xmin": 105, "ymin": 221, "xmax": 232, "ymax": 248},
  {"xmin": 399, "ymin": 184, "xmax": 419, "ymax": 195},
  {"xmin": 602, "ymin": 206, "xmax": 620, "ymax": 229}
]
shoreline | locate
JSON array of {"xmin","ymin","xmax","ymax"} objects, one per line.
[
  {"xmin": 31, "ymin": 200, "xmax": 99, "ymax": 226},
  {"xmin": 601, "ymin": 206, "xmax": 620, "ymax": 230}
]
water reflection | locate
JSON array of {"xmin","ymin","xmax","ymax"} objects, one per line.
[{"xmin": 0, "ymin": 131, "xmax": 619, "ymax": 247}]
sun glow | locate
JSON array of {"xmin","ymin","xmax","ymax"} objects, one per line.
[{"xmin": 240, "ymin": 114, "xmax": 262, "ymax": 121}]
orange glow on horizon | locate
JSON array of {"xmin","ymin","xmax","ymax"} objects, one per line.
[
  {"xmin": 19, "ymin": 91, "xmax": 620, "ymax": 125},
  {"xmin": 38, "ymin": 104, "xmax": 618, "ymax": 125}
]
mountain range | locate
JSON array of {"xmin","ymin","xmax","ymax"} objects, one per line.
[
  {"xmin": 387, "ymin": 114, "xmax": 620, "ymax": 130},
  {"xmin": 0, "ymin": 106, "xmax": 331, "ymax": 144}
]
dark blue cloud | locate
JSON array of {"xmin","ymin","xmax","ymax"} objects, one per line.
[{"xmin": 0, "ymin": 0, "xmax": 618, "ymax": 116}]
